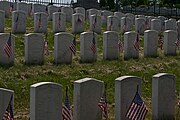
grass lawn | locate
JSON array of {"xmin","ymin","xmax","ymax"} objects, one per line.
[{"xmin": 0, "ymin": 16, "xmax": 179, "ymax": 120}]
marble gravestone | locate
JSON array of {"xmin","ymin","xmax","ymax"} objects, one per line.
[
  {"xmin": 101, "ymin": 10, "xmax": 113, "ymax": 24},
  {"xmin": 0, "ymin": 10, "xmax": 5, "ymax": 33},
  {"xmin": 152, "ymin": 73, "xmax": 175, "ymax": 120},
  {"xmin": 114, "ymin": 12, "xmax": 125, "ymax": 27},
  {"xmin": 121, "ymin": 17, "xmax": 132, "ymax": 33},
  {"xmin": 52, "ymin": 12, "xmax": 66, "ymax": 33},
  {"xmin": 0, "ymin": 33, "xmax": 15, "ymax": 65},
  {"xmin": 135, "ymin": 18, "xmax": 146, "ymax": 35},
  {"xmin": 164, "ymin": 30, "xmax": 177, "ymax": 56},
  {"xmin": 17, "ymin": 2, "xmax": 29, "ymax": 16},
  {"xmin": 30, "ymin": 82, "xmax": 62, "ymax": 120},
  {"xmin": 158, "ymin": 16, "xmax": 168, "ymax": 31},
  {"xmin": 61, "ymin": 6, "xmax": 73, "ymax": 22},
  {"xmin": 74, "ymin": 7, "xmax": 85, "ymax": 18},
  {"xmin": 103, "ymin": 31, "xmax": 119, "ymax": 60},
  {"xmin": 144, "ymin": 30, "xmax": 158, "ymax": 57},
  {"xmin": 0, "ymin": 88, "xmax": 14, "ymax": 119},
  {"xmin": 151, "ymin": 19, "xmax": 161, "ymax": 34},
  {"xmin": 107, "ymin": 16, "xmax": 119, "ymax": 32},
  {"xmin": 12, "ymin": 10, "xmax": 26, "ymax": 34},
  {"xmin": 80, "ymin": 32, "xmax": 98, "ymax": 63},
  {"xmin": 115, "ymin": 76, "xmax": 142, "ymax": 120},
  {"xmin": 90, "ymin": 14, "xmax": 102, "ymax": 33},
  {"xmin": 73, "ymin": 78, "xmax": 103, "ymax": 120},
  {"xmin": 34, "ymin": 12, "xmax": 48, "ymax": 33},
  {"xmin": 0, "ymin": 1, "xmax": 11, "ymax": 18},
  {"xmin": 54, "ymin": 32, "xmax": 74, "ymax": 64},
  {"xmin": 72, "ymin": 13, "xmax": 84, "ymax": 33},
  {"xmin": 48, "ymin": 5, "xmax": 59, "ymax": 21},
  {"xmin": 124, "ymin": 31, "xmax": 139, "ymax": 59},
  {"xmin": 32, "ymin": 3, "xmax": 47, "ymax": 15},
  {"xmin": 165, "ymin": 19, "xmax": 177, "ymax": 31},
  {"xmin": 89, "ymin": 8, "xmax": 98, "ymax": 19},
  {"xmin": 125, "ymin": 13, "xmax": 135, "ymax": 25},
  {"xmin": 24, "ymin": 33, "xmax": 44, "ymax": 65}
]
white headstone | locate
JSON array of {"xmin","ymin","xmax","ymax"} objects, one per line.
[
  {"xmin": 54, "ymin": 32, "xmax": 74, "ymax": 64},
  {"xmin": 103, "ymin": 31, "xmax": 119, "ymax": 60},
  {"xmin": 114, "ymin": 12, "xmax": 125, "ymax": 27},
  {"xmin": 72, "ymin": 13, "xmax": 84, "ymax": 33},
  {"xmin": 48, "ymin": 5, "xmax": 59, "ymax": 21},
  {"xmin": 80, "ymin": 32, "xmax": 98, "ymax": 63},
  {"xmin": 107, "ymin": 16, "xmax": 119, "ymax": 32},
  {"xmin": 121, "ymin": 17, "xmax": 133, "ymax": 33},
  {"xmin": 164, "ymin": 30, "xmax": 177, "ymax": 56},
  {"xmin": 158, "ymin": 16, "xmax": 168, "ymax": 31},
  {"xmin": 151, "ymin": 19, "xmax": 161, "ymax": 34},
  {"xmin": 125, "ymin": 13, "xmax": 135, "ymax": 25},
  {"xmin": 0, "ymin": 88, "xmax": 14, "ymax": 119},
  {"xmin": 24, "ymin": 33, "xmax": 44, "ymax": 64},
  {"xmin": 89, "ymin": 8, "xmax": 98, "ymax": 19},
  {"xmin": 34, "ymin": 12, "xmax": 48, "ymax": 33},
  {"xmin": 12, "ymin": 10, "xmax": 26, "ymax": 34},
  {"xmin": 124, "ymin": 31, "xmax": 139, "ymax": 59},
  {"xmin": 0, "ymin": 1, "xmax": 10, "ymax": 18},
  {"xmin": 115, "ymin": 76, "xmax": 142, "ymax": 120},
  {"xmin": 101, "ymin": 10, "xmax": 113, "ymax": 24},
  {"xmin": 0, "ymin": 10, "xmax": 5, "ymax": 32},
  {"xmin": 144, "ymin": 30, "xmax": 158, "ymax": 57},
  {"xmin": 74, "ymin": 7, "xmax": 85, "ymax": 18},
  {"xmin": 152, "ymin": 73, "xmax": 175, "ymax": 120},
  {"xmin": 73, "ymin": 78, "xmax": 103, "ymax": 120},
  {"xmin": 135, "ymin": 18, "xmax": 146, "ymax": 35},
  {"xmin": 53, "ymin": 12, "xmax": 66, "ymax": 33},
  {"xmin": 90, "ymin": 14, "xmax": 102, "ymax": 33},
  {"xmin": 32, "ymin": 4, "xmax": 47, "ymax": 15},
  {"xmin": 61, "ymin": 6, "xmax": 73, "ymax": 22},
  {"xmin": 17, "ymin": 2, "xmax": 29, "ymax": 16},
  {"xmin": 165, "ymin": 19, "xmax": 177, "ymax": 31},
  {"xmin": 30, "ymin": 82, "xmax": 62, "ymax": 120}
]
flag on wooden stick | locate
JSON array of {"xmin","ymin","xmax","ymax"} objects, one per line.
[
  {"xmin": 15, "ymin": 13, "xmax": 19, "ymax": 30},
  {"xmin": 133, "ymin": 32, "xmax": 140, "ymax": 51},
  {"xmin": 69, "ymin": 34, "xmax": 76, "ymax": 55},
  {"xmin": 90, "ymin": 32, "xmax": 96, "ymax": 54},
  {"xmin": 4, "ymin": 32, "xmax": 12, "ymax": 58}
]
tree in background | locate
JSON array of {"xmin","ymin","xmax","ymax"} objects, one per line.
[
  {"xmin": 100, "ymin": 0, "xmax": 115, "ymax": 10},
  {"xmin": 100, "ymin": 0, "xmax": 107, "ymax": 8}
]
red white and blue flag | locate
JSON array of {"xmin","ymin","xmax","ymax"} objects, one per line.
[
  {"xmin": 62, "ymin": 87, "xmax": 72, "ymax": 120},
  {"xmin": 2, "ymin": 95, "xmax": 14, "ymax": 120},
  {"xmin": 98, "ymin": 90, "xmax": 108, "ymax": 120},
  {"xmin": 93, "ymin": 15, "xmax": 97, "ymax": 29},
  {"xmin": 108, "ymin": 19, "xmax": 113, "ymax": 31},
  {"xmin": 38, "ymin": 14, "xmax": 42, "ymax": 28},
  {"xmin": 15, "ymin": 13, "xmax": 19, "ymax": 30},
  {"xmin": 126, "ymin": 91, "xmax": 148, "ymax": 120},
  {"xmin": 90, "ymin": 32, "xmax": 96, "ymax": 54},
  {"xmin": 4, "ymin": 33, "xmax": 12, "ymax": 58},
  {"xmin": 69, "ymin": 35, "xmax": 76, "ymax": 55},
  {"xmin": 133, "ymin": 32, "xmax": 140, "ymax": 51}
]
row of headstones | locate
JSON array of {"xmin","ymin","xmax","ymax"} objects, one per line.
[
  {"xmin": 0, "ymin": 73, "xmax": 177, "ymax": 120},
  {"xmin": 1, "ymin": 29, "xmax": 179, "ymax": 65}
]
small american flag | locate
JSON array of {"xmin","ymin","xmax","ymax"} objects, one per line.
[
  {"xmin": 69, "ymin": 35, "xmax": 76, "ymax": 55},
  {"xmin": 45, "ymin": 6, "xmax": 48, "ymax": 16},
  {"xmin": 159, "ymin": 34, "xmax": 163, "ymax": 50},
  {"xmin": 123, "ymin": 17, "xmax": 127, "ymax": 33},
  {"xmin": 38, "ymin": 14, "xmax": 42, "ymax": 28},
  {"xmin": 9, "ymin": 3, "xmax": 13, "ymax": 13},
  {"xmin": 90, "ymin": 32, "xmax": 96, "ymax": 54},
  {"xmin": 62, "ymin": 87, "xmax": 72, "ymax": 120},
  {"xmin": 4, "ymin": 33, "xmax": 12, "ymax": 58},
  {"xmin": 118, "ymin": 39, "xmax": 123, "ymax": 52},
  {"xmin": 133, "ymin": 33, "xmax": 140, "ymax": 51},
  {"xmin": 77, "ymin": 15, "xmax": 82, "ymax": 24},
  {"xmin": 145, "ymin": 18, "xmax": 149, "ymax": 29},
  {"xmin": 58, "ymin": 14, "xmax": 61, "ymax": 28},
  {"xmin": 3, "ymin": 95, "xmax": 14, "ymax": 120},
  {"xmin": 29, "ymin": 4, "xmax": 32, "ymax": 16},
  {"xmin": 93, "ymin": 15, "xmax": 97, "ymax": 29},
  {"xmin": 15, "ymin": 13, "xmax": 19, "ymax": 30},
  {"xmin": 175, "ymin": 38, "xmax": 180, "ymax": 48},
  {"xmin": 108, "ymin": 19, "xmax": 113, "ymax": 31},
  {"xmin": 98, "ymin": 90, "xmax": 108, "ymax": 120},
  {"xmin": 126, "ymin": 91, "xmax": 148, "ymax": 120},
  {"xmin": 44, "ymin": 34, "xmax": 49, "ymax": 56}
]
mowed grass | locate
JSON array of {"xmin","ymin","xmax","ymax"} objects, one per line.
[{"xmin": 0, "ymin": 16, "xmax": 180, "ymax": 120}]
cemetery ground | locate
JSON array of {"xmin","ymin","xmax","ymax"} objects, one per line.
[{"xmin": 0, "ymin": 17, "xmax": 180, "ymax": 120}]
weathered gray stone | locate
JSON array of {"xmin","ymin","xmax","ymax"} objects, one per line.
[
  {"xmin": 53, "ymin": 12, "xmax": 66, "ymax": 33},
  {"xmin": 151, "ymin": 19, "xmax": 161, "ymax": 34},
  {"xmin": 24, "ymin": 33, "xmax": 44, "ymax": 64},
  {"xmin": 54, "ymin": 32, "xmax": 74, "ymax": 64},
  {"xmin": 144, "ymin": 30, "xmax": 158, "ymax": 57},
  {"xmin": 152, "ymin": 73, "xmax": 176, "ymax": 120},
  {"xmin": 72, "ymin": 13, "xmax": 84, "ymax": 33},
  {"xmin": 124, "ymin": 31, "xmax": 139, "ymax": 59},
  {"xmin": 135, "ymin": 18, "xmax": 146, "ymax": 35},
  {"xmin": 74, "ymin": 7, "xmax": 85, "ymax": 18},
  {"xmin": 0, "ymin": 1, "xmax": 11, "ymax": 18},
  {"xmin": 34, "ymin": 12, "xmax": 48, "ymax": 33},
  {"xmin": 165, "ymin": 19, "xmax": 177, "ymax": 31},
  {"xmin": 115, "ymin": 76, "xmax": 142, "ymax": 120},
  {"xmin": 32, "ymin": 4, "xmax": 47, "ymax": 15},
  {"xmin": 125, "ymin": 13, "xmax": 135, "ymax": 25},
  {"xmin": 103, "ymin": 31, "xmax": 119, "ymax": 60},
  {"xmin": 61, "ymin": 6, "xmax": 73, "ymax": 22},
  {"xmin": 89, "ymin": 8, "xmax": 98, "ymax": 19},
  {"xmin": 12, "ymin": 10, "xmax": 26, "ymax": 34},
  {"xmin": 73, "ymin": 78, "xmax": 103, "ymax": 120},
  {"xmin": 0, "ymin": 10, "xmax": 5, "ymax": 32},
  {"xmin": 48, "ymin": 5, "xmax": 59, "ymax": 21},
  {"xmin": 121, "ymin": 17, "xmax": 133, "ymax": 33},
  {"xmin": 30, "ymin": 82, "xmax": 62, "ymax": 120},
  {"xmin": 158, "ymin": 16, "xmax": 168, "ymax": 31},
  {"xmin": 114, "ymin": 12, "xmax": 125, "ymax": 27},
  {"xmin": 107, "ymin": 16, "xmax": 119, "ymax": 32},
  {"xmin": 80, "ymin": 32, "xmax": 98, "ymax": 63},
  {"xmin": 0, "ymin": 88, "xmax": 14, "ymax": 119},
  {"xmin": 164, "ymin": 30, "xmax": 177, "ymax": 56},
  {"xmin": 90, "ymin": 14, "xmax": 101, "ymax": 33},
  {"xmin": 101, "ymin": 10, "xmax": 113, "ymax": 24},
  {"xmin": 0, "ymin": 33, "xmax": 15, "ymax": 65},
  {"xmin": 17, "ymin": 2, "xmax": 29, "ymax": 16}
]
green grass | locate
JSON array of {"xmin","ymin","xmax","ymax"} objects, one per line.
[{"xmin": 0, "ymin": 16, "xmax": 180, "ymax": 120}]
